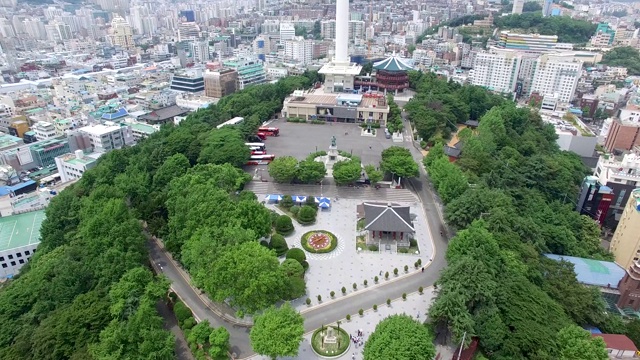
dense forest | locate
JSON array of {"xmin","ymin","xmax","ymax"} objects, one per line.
[
  {"xmin": 493, "ymin": 13, "xmax": 597, "ymax": 44},
  {"xmin": 601, "ymin": 46, "xmax": 640, "ymax": 76},
  {"xmin": 0, "ymin": 72, "xmax": 319, "ymax": 359},
  {"xmin": 405, "ymin": 71, "xmax": 623, "ymax": 359}
]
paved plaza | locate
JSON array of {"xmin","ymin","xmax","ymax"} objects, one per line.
[
  {"xmin": 249, "ymin": 289, "xmax": 438, "ymax": 360},
  {"xmin": 265, "ymin": 197, "xmax": 434, "ymax": 313}
]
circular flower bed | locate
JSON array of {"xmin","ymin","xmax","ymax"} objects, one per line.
[
  {"xmin": 301, "ymin": 230, "xmax": 338, "ymax": 253},
  {"xmin": 310, "ymin": 326, "xmax": 350, "ymax": 358}
]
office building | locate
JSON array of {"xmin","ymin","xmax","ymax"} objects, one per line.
[
  {"xmin": 470, "ymin": 47, "xmax": 522, "ymax": 94},
  {"xmin": 497, "ymin": 31, "xmax": 560, "ymax": 53},
  {"xmin": 591, "ymin": 23, "xmax": 615, "ymax": 48},
  {"xmin": 575, "ymin": 176, "xmax": 614, "ymax": 227},
  {"xmin": 54, "ymin": 150, "xmax": 100, "ymax": 183},
  {"xmin": 0, "ymin": 210, "xmax": 46, "ymax": 279},
  {"xmin": 280, "ymin": 22, "xmax": 295, "ymax": 41},
  {"xmin": 170, "ymin": 69, "xmax": 205, "ymax": 93},
  {"xmin": 30, "ymin": 138, "xmax": 71, "ymax": 168},
  {"xmin": 223, "ymin": 57, "xmax": 266, "ymax": 90},
  {"xmin": 204, "ymin": 68, "xmax": 238, "ymax": 98},
  {"xmin": 284, "ymin": 36, "xmax": 314, "ymax": 65},
  {"xmin": 110, "ymin": 16, "xmax": 134, "ymax": 50},
  {"xmin": 31, "ymin": 121, "xmax": 57, "ymax": 141},
  {"xmin": 529, "ymin": 53, "xmax": 582, "ymax": 103},
  {"xmin": 78, "ymin": 123, "xmax": 133, "ymax": 153},
  {"xmin": 610, "ymin": 189, "xmax": 640, "ymax": 271}
]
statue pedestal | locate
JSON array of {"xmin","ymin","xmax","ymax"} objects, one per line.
[{"xmin": 328, "ymin": 145, "xmax": 338, "ymax": 162}]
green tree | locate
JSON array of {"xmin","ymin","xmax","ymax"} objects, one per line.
[
  {"xmin": 296, "ymin": 159, "xmax": 326, "ymax": 184},
  {"xmin": 152, "ymin": 153, "xmax": 191, "ymax": 190},
  {"xmin": 363, "ymin": 315, "xmax": 436, "ymax": 360},
  {"xmin": 380, "ymin": 146, "xmax": 418, "ymax": 185},
  {"xmin": 250, "ymin": 303, "xmax": 304, "ymax": 360},
  {"xmin": 555, "ymin": 325, "xmax": 608, "ymax": 360},
  {"xmin": 205, "ymin": 242, "xmax": 286, "ymax": 313},
  {"xmin": 268, "ymin": 156, "xmax": 299, "ymax": 183},
  {"xmin": 364, "ymin": 164, "xmax": 383, "ymax": 184},
  {"xmin": 209, "ymin": 327, "xmax": 230, "ymax": 360},
  {"xmin": 285, "ymin": 248, "xmax": 306, "ymax": 265},
  {"xmin": 198, "ymin": 127, "xmax": 250, "ymax": 167},
  {"xmin": 332, "ymin": 159, "xmax": 362, "ymax": 185}
]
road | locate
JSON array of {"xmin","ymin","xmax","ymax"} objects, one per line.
[{"xmin": 147, "ymin": 131, "xmax": 449, "ymax": 359}]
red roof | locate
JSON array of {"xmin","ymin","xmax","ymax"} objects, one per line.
[{"xmin": 592, "ymin": 334, "xmax": 638, "ymax": 352}]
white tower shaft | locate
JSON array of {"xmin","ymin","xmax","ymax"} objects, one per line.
[{"xmin": 334, "ymin": 0, "xmax": 349, "ymax": 64}]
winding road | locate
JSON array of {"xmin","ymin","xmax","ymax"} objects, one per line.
[{"xmin": 148, "ymin": 140, "xmax": 449, "ymax": 360}]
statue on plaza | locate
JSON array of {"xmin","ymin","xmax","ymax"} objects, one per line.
[{"xmin": 331, "ymin": 135, "xmax": 336, "ymax": 148}]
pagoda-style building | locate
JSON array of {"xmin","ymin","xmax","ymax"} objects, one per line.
[{"xmin": 373, "ymin": 55, "xmax": 413, "ymax": 94}]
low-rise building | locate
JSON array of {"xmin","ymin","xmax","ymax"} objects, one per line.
[
  {"xmin": 30, "ymin": 138, "xmax": 71, "ymax": 168},
  {"xmin": 0, "ymin": 210, "xmax": 46, "ymax": 278},
  {"xmin": 78, "ymin": 123, "xmax": 134, "ymax": 153},
  {"xmin": 282, "ymin": 91, "xmax": 389, "ymax": 125},
  {"xmin": 31, "ymin": 121, "xmax": 57, "ymax": 141},
  {"xmin": 129, "ymin": 122, "xmax": 160, "ymax": 140},
  {"xmin": 139, "ymin": 105, "xmax": 190, "ymax": 125},
  {"xmin": 54, "ymin": 150, "xmax": 101, "ymax": 183}
]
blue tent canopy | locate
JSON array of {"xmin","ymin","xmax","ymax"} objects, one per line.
[
  {"xmin": 318, "ymin": 201, "xmax": 331, "ymax": 209},
  {"xmin": 293, "ymin": 195, "xmax": 307, "ymax": 202},
  {"xmin": 264, "ymin": 194, "xmax": 283, "ymax": 202},
  {"xmin": 314, "ymin": 196, "xmax": 331, "ymax": 204}
]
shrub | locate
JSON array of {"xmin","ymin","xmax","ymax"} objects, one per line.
[
  {"xmin": 398, "ymin": 248, "xmax": 409, "ymax": 253},
  {"xmin": 182, "ymin": 317, "xmax": 196, "ymax": 330},
  {"xmin": 275, "ymin": 215, "xmax": 294, "ymax": 235},
  {"xmin": 341, "ymin": 286, "xmax": 346, "ymax": 294},
  {"xmin": 414, "ymin": 261, "xmax": 419, "ymax": 268},
  {"xmin": 301, "ymin": 260, "xmax": 310, "ymax": 271},
  {"xmin": 289, "ymin": 205, "xmax": 300, "ymax": 216},
  {"xmin": 168, "ymin": 291, "xmax": 178, "ymax": 304},
  {"xmin": 260, "ymin": 240, "xmax": 269, "ymax": 248},
  {"xmin": 417, "ymin": 258, "xmax": 422, "ymax": 266},
  {"xmin": 358, "ymin": 309, "xmax": 364, "ymax": 316},
  {"xmin": 409, "ymin": 239, "xmax": 418, "ymax": 247},
  {"xmin": 306, "ymin": 298, "xmax": 311, "ymax": 305},
  {"xmin": 373, "ymin": 304, "xmax": 378, "ymax": 311},
  {"xmin": 317, "ymin": 295, "xmax": 322, "ymax": 302},
  {"xmin": 297, "ymin": 205, "xmax": 317, "ymax": 225},
  {"xmin": 305, "ymin": 195, "xmax": 318, "ymax": 209},
  {"xmin": 387, "ymin": 298, "xmax": 391, "ymax": 306},
  {"xmin": 270, "ymin": 234, "xmax": 289, "ymax": 256},
  {"xmin": 301, "ymin": 230, "xmax": 338, "ymax": 253},
  {"xmin": 270, "ymin": 210, "xmax": 280, "ymax": 226},
  {"xmin": 280, "ymin": 195, "xmax": 294, "ymax": 208},
  {"xmin": 404, "ymin": 265, "xmax": 409, "ymax": 273},
  {"xmin": 352, "ymin": 283, "xmax": 357, "ymax": 290},
  {"xmin": 173, "ymin": 301, "xmax": 193, "ymax": 326},
  {"xmin": 402, "ymin": 293, "xmax": 407, "ymax": 300},
  {"xmin": 306, "ymin": 151, "xmax": 327, "ymax": 161},
  {"xmin": 364, "ymin": 279, "xmax": 368, "ymax": 286},
  {"xmin": 311, "ymin": 120, "xmax": 325, "ymax": 124},
  {"xmin": 368, "ymin": 244, "xmax": 379, "ymax": 251},
  {"xmin": 346, "ymin": 314, "xmax": 351, "ymax": 321},
  {"xmin": 385, "ymin": 271, "xmax": 389, "ymax": 279},
  {"xmin": 374, "ymin": 276, "xmax": 379, "ymax": 283},
  {"xmin": 330, "ymin": 291, "xmax": 335, "ymax": 298},
  {"xmin": 283, "ymin": 276, "xmax": 306, "ymax": 300},
  {"xmin": 285, "ymin": 248, "xmax": 306, "ymax": 264},
  {"xmin": 419, "ymin": 286, "xmax": 424, "ymax": 294},
  {"xmin": 393, "ymin": 268, "xmax": 398, "ymax": 276}
]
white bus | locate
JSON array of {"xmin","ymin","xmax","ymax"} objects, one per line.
[
  {"xmin": 245, "ymin": 142, "xmax": 266, "ymax": 151},
  {"xmin": 216, "ymin": 117, "xmax": 245, "ymax": 129}
]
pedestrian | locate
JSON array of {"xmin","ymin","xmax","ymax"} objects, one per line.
[
  {"xmin": 369, "ymin": 146, "xmax": 372, "ymax": 150},
  {"xmin": 421, "ymin": 267, "xmax": 424, "ymax": 273},
  {"xmin": 417, "ymin": 312, "xmax": 420, "ymax": 318}
]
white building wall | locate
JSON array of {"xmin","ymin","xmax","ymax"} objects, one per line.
[
  {"xmin": 471, "ymin": 48, "xmax": 522, "ymax": 93},
  {"xmin": 0, "ymin": 244, "xmax": 38, "ymax": 278},
  {"xmin": 530, "ymin": 54, "xmax": 582, "ymax": 103}
]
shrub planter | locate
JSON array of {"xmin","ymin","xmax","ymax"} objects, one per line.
[
  {"xmin": 311, "ymin": 326, "xmax": 350, "ymax": 358},
  {"xmin": 301, "ymin": 230, "xmax": 338, "ymax": 253}
]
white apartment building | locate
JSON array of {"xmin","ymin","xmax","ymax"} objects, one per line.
[
  {"xmin": 284, "ymin": 36, "xmax": 314, "ymax": 65},
  {"xmin": 349, "ymin": 21, "xmax": 365, "ymax": 42},
  {"xmin": 280, "ymin": 22, "xmax": 295, "ymax": 42},
  {"xmin": 32, "ymin": 121, "xmax": 57, "ymax": 141},
  {"xmin": 530, "ymin": 53, "xmax": 582, "ymax": 103},
  {"xmin": 321, "ymin": 20, "xmax": 336, "ymax": 40},
  {"xmin": 471, "ymin": 47, "xmax": 522, "ymax": 94},
  {"xmin": 54, "ymin": 150, "xmax": 101, "ymax": 183},
  {"xmin": 78, "ymin": 122, "xmax": 134, "ymax": 153}
]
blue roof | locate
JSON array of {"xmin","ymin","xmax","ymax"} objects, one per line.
[
  {"xmin": 101, "ymin": 107, "xmax": 128, "ymax": 120},
  {"xmin": 0, "ymin": 180, "xmax": 36, "ymax": 196},
  {"xmin": 545, "ymin": 254, "xmax": 625, "ymax": 289}
]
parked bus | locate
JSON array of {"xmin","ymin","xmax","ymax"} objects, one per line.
[
  {"xmin": 251, "ymin": 150, "xmax": 266, "ymax": 155},
  {"xmin": 255, "ymin": 132, "xmax": 267, "ymax": 140},
  {"xmin": 216, "ymin": 117, "xmax": 244, "ymax": 129},
  {"xmin": 246, "ymin": 154, "xmax": 276, "ymax": 165},
  {"xmin": 258, "ymin": 127, "xmax": 280, "ymax": 136},
  {"xmin": 245, "ymin": 142, "xmax": 266, "ymax": 151}
]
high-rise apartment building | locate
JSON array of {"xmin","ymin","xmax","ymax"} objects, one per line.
[
  {"xmin": 470, "ymin": 47, "xmax": 521, "ymax": 94},
  {"xmin": 110, "ymin": 16, "xmax": 134, "ymax": 50},
  {"xmin": 349, "ymin": 20, "xmax": 365, "ymax": 42},
  {"xmin": 610, "ymin": 189, "xmax": 640, "ymax": 271},
  {"xmin": 189, "ymin": 41, "xmax": 210, "ymax": 63},
  {"xmin": 223, "ymin": 57, "xmax": 266, "ymax": 90},
  {"xmin": 604, "ymin": 119, "xmax": 640, "ymax": 152},
  {"xmin": 497, "ymin": 31, "xmax": 560, "ymax": 53},
  {"xmin": 321, "ymin": 20, "xmax": 336, "ymax": 40},
  {"xmin": 529, "ymin": 53, "xmax": 582, "ymax": 103},
  {"xmin": 512, "ymin": 0, "xmax": 524, "ymax": 14},
  {"xmin": 204, "ymin": 69, "xmax": 239, "ymax": 98},
  {"xmin": 280, "ymin": 22, "xmax": 295, "ymax": 41},
  {"xmin": 178, "ymin": 22, "xmax": 199, "ymax": 42},
  {"xmin": 542, "ymin": 0, "xmax": 553, "ymax": 17},
  {"xmin": 284, "ymin": 36, "xmax": 314, "ymax": 64}
]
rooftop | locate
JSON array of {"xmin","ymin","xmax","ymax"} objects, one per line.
[
  {"xmin": 545, "ymin": 254, "xmax": 625, "ymax": 289},
  {"xmin": 373, "ymin": 55, "xmax": 414, "ymax": 72},
  {"xmin": 592, "ymin": 334, "xmax": 638, "ymax": 352},
  {"xmin": 139, "ymin": 105, "xmax": 190, "ymax": 122},
  {"xmin": 79, "ymin": 123, "xmax": 121, "ymax": 136},
  {"xmin": 0, "ymin": 134, "xmax": 22, "ymax": 149},
  {"xmin": 0, "ymin": 210, "xmax": 46, "ymax": 252},
  {"xmin": 363, "ymin": 202, "xmax": 414, "ymax": 233},
  {"xmin": 129, "ymin": 122, "xmax": 158, "ymax": 134}
]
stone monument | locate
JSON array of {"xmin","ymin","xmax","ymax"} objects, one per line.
[
  {"xmin": 323, "ymin": 326, "xmax": 337, "ymax": 345},
  {"xmin": 328, "ymin": 135, "xmax": 338, "ymax": 161}
]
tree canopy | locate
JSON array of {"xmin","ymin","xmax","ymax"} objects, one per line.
[
  {"xmin": 250, "ymin": 303, "xmax": 304, "ymax": 360},
  {"xmin": 363, "ymin": 315, "xmax": 436, "ymax": 360},
  {"xmin": 601, "ymin": 46, "xmax": 640, "ymax": 76},
  {"xmin": 493, "ymin": 13, "xmax": 597, "ymax": 43}
]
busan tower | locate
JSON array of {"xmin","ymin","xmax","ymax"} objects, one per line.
[{"xmin": 318, "ymin": 0, "xmax": 362, "ymax": 93}]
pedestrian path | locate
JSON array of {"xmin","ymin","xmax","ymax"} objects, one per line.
[
  {"xmin": 246, "ymin": 181, "xmax": 418, "ymax": 203},
  {"xmin": 247, "ymin": 289, "xmax": 437, "ymax": 360}
]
